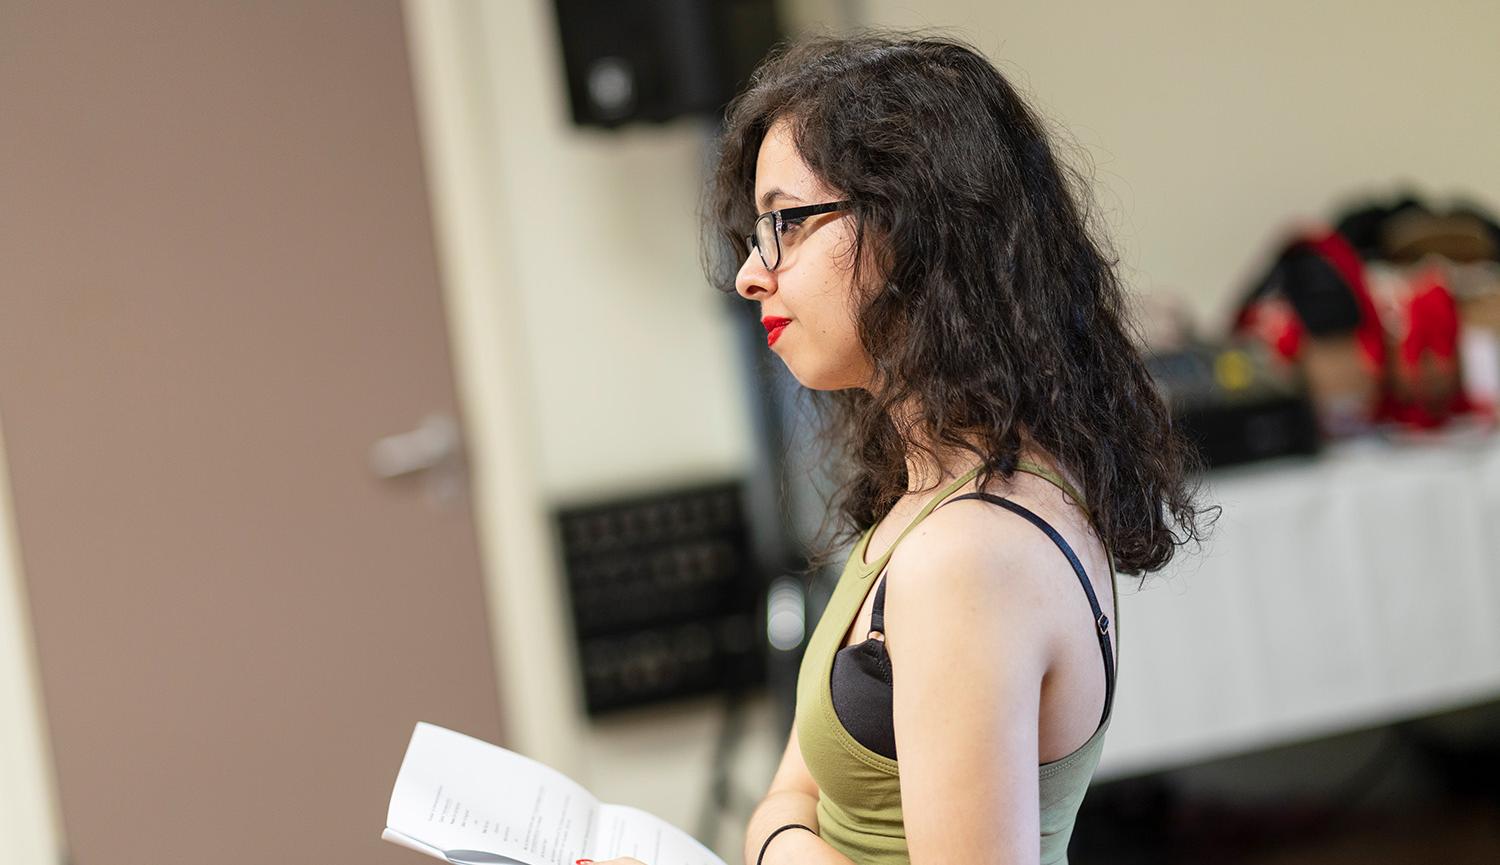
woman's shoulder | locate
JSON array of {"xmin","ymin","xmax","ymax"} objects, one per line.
[
  {"xmin": 909, "ymin": 462, "xmax": 1096, "ymax": 562},
  {"xmin": 878, "ymin": 506, "xmax": 1063, "ymax": 688},
  {"xmin": 888, "ymin": 496, "xmax": 1078, "ymax": 599},
  {"xmin": 881, "ymin": 474, "xmax": 1108, "ymax": 647}
]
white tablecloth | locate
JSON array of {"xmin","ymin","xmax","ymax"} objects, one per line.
[{"xmin": 1098, "ymin": 431, "xmax": 1500, "ymax": 778}]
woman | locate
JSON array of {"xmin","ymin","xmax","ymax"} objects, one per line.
[{"xmin": 601, "ymin": 32, "xmax": 1210, "ymax": 865}]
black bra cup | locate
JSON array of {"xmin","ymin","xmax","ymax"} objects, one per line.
[
  {"xmin": 830, "ymin": 638, "xmax": 898, "ymax": 759},
  {"xmin": 825, "ymin": 493, "xmax": 1115, "ymax": 767}
]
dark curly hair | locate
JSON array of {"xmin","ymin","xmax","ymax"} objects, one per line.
[{"xmin": 704, "ymin": 32, "xmax": 1215, "ymax": 576}]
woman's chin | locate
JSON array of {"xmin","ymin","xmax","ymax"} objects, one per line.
[{"xmin": 784, "ymin": 363, "xmax": 867, "ymax": 392}]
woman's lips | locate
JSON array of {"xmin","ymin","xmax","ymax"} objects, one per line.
[{"xmin": 762, "ymin": 316, "xmax": 792, "ymax": 347}]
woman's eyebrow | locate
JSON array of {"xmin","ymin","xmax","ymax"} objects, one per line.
[{"xmin": 758, "ymin": 187, "xmax": 804, "ymax": 211}]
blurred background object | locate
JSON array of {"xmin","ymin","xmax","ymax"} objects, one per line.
[
  {"xmin": 1225, "ymin": 195, "xmax": 1500, "ymax": 444},
  {"xmin": 2, "ymin": 1, "xmax": 1499, "ymax": 864},
  {"xmin": 554, "ymin": 480, "xmax": 763, "ymax": 716},
  {"xmin": 551, "ymin": 0, "xmax": 781, "ymax": 129},
  {"xmin": 1143, "ymin": 336, "xmax": 1322, "ymax": 469}
]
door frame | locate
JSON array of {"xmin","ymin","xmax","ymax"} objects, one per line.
[
  {"xmin": 0, "ymin": 413, "xmax": 66, "ymax": 865},
  {"xmin": 402, "ymin": 0, "xmax": 586, "ymax": 774}
]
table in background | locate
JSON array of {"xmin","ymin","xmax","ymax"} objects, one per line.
[{"xmin": 1099, "ymin": 431, "xmax": 1500, "ymax": 778}]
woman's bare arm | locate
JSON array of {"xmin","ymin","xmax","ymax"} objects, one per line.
[
  {"xmin": 743, "ymin": 725, "xmax": 856, "ymax": 865},
  {"xmin": 885, "ymin": 513, "xmax": 1065, "ymax": 865}
]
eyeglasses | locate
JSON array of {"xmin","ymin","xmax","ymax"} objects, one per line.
[{"xmin": 746, "ymin": 200, "xmax": 854, "ymax": 271}]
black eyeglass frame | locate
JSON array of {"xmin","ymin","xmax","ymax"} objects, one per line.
[{"xmin": 746, "ymin": 200, "xmax": 854, "ymax": 271}]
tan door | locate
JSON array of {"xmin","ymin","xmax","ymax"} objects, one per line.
[{"xmin": 0, "ymin": 2, "xmax": 505, "ymax": 864}]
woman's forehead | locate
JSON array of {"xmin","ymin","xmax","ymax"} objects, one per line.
[{"xmin": 753, "ymin": 119, "xmax": 827, "ymax": 208}]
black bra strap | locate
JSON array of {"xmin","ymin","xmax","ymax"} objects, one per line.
[
  {"xmin": 870, "ymin": 577, "xmax": 888, "ymax": 635},
  {"xmin": 917, "ymin": 492, "xmax": 1115, "ymax": 726}
]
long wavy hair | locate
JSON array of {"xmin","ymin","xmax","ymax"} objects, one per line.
[{"xmin": 704, "ymin": 33, "xmax": 1214, "ymax": 576}]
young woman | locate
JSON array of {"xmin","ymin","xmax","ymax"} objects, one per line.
[{"xmin": 598, "ymin": 33, "xmax": 1210, "ymax": 865}]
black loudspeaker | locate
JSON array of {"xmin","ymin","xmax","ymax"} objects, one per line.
[{"xmin": 551, "ymin": 0, "xmax": 782, "ymax": 128}]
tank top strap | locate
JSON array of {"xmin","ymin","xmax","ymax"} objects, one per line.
[
  {"xmin": 870, "ymin": 575, "xmax": 888, "ymax": 635},
  {"xmin": 858, "ymin": 463, "xmax": 983, "ymax": 576}
]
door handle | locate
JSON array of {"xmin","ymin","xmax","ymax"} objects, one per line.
[
  {"xmin": 369, "ymin": 413, "xmax": 467, "ymax": 505},
  {"xmin": 369, "ymin": 413, "xmax": 461, "ymax": 478}
]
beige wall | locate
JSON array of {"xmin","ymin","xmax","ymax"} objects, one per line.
[
  {"xmin": 867, "ymin": 0, "xmax": 1500, "ymax": 325},
  {"xmin": 456, "ymin": 11, "xmax": 754, "ymax": 504}
]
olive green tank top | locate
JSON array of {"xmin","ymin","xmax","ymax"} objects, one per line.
[{"xmin": 794, "ymin": 461, "xmax": 1119, "ymax": 865}]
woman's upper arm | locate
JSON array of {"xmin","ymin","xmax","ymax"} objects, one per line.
[
  {"xmin": 885, "ymin": 517, "xmax": 1060, "ymax": 865},
  {"xmin": 767, "ymin": 722, "xmax": 820, "ymax": 799}
]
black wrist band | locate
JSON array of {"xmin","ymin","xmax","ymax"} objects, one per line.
[{"xmin": 757, "ymin": 823, "xmax": 814, "ymax": 865}]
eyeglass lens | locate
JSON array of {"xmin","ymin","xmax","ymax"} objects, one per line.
[{"xmin": 754, "ymin": 214, "xmax": 779, "ymax": 270}]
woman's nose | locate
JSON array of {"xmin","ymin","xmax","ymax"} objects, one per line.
[{"xmin": 735, "ymin": 249, "xmax": 775, "ymax": 301}]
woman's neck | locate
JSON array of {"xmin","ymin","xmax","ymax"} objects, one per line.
[
  {"xmin": 892, "ymin": 401, "xmax": 990, "ymax": 494},
  {"xmin": 892, "ymin": 402, "xmax": 1048, "ymax": 495},
  {"xmin": 903, "ymin": 446, "xmax": 975, "ymax": 494}
]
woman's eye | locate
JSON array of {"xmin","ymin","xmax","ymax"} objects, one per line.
[{"xmin": 779, "ymin": 217, "xmax": 807, "ymax": 235}]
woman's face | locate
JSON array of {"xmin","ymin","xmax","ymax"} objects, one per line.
[{"xmin": 735, "ymin": 118, "xmax": 875, "ymax": 391}]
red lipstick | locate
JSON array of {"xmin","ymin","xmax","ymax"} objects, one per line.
[{"xmin": 762, "ymin": 316, "xmax": 792, "ymax": 347}]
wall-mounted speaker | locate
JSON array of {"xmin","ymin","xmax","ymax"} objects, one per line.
[{"xmin": 551, "ymin": 0, "xmax": 782, "ymax": 128}]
